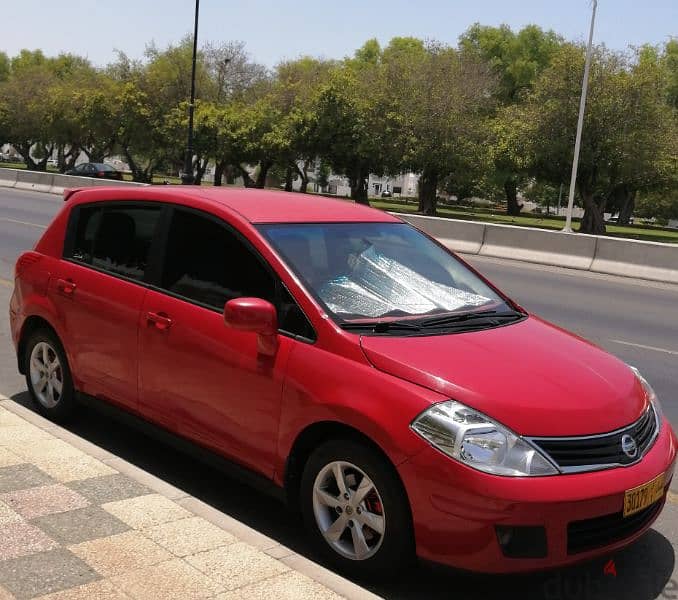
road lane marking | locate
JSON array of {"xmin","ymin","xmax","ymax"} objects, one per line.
[
  {"xmin": 610, "ymin": 339, "xmax": 678, "ymax": 356},
  {"xmin": 0, "ymin": 278, "xmax": 12, "ymax": 288},
  {"xmin": 0, "ymin": 218, "xmax": 47, "ymax": 229}
]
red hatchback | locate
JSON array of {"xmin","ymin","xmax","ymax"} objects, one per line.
[{"xmin": 9, "ymin": 187, "xmax": 676, "ymax": 577}]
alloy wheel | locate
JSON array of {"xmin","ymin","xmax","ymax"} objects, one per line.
[
  {"xmin": 29, "ymin": 342, "xmax": 63, "ymax": 409},
  {"xmin": 312, "ymin": 460, "xmax": 386, "ymax": 561}
]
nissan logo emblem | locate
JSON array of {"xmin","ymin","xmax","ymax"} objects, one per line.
[{"xmin": 621, "ymin": 434, "xmax": 638, "ymax": 459}]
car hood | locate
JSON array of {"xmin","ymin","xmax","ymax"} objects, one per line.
[{"xmin": 359, "ymin": 316, "xmax": 647, "ymax": 437}]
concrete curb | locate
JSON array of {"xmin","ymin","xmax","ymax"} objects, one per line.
[
  {"xmin": 0, "ymin": 168, "xmax": 147, "ymax": 196},
  {"xmin": 0, "ymin": 394, "xmax": 380, "ymax": 600}
]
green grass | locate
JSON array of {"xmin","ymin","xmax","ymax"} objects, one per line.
[{"xmin": 372, "ymin": 200, "xmax": 678, "ymax": 244}]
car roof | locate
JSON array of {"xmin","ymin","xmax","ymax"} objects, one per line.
[{"xmin": 72, "ymin": 186, "xmax": 402, "ymax": 224}]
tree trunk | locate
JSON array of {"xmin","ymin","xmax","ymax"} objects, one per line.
[
  {"xmin": 255, "ymin": 159, "xmax": 272, "ymax": 188},
  {"xmin": 284, "ymin": 164, "xmax": 294, "ymax": 192},
  {"xmin": 418, "ymin": 168, "xmax": 439, "ymax": 216},
  {"xmin": 504, "ymin": 177, "xmax": 522, "ymax": 216},
  {"xmin": 293, "ymin": 160, "xmax": 310, "ymax": 194},
  {"xmin": 213, "ymin": 161, "xmax": 225, "ymax": 186},
  {"xmin": 349, "ymin": 168, "xmax": 370, "ymax": 205},
  {"xmin": 236, "ymin": 164, "xmax": 256, "ymax": 187},
  {"xmin": 122, "ymin": 147, "xmax": 151, "ymax": 183},
  {"xmin": 579, "ymin": 187, "xmax": 606, "ymax": 235},
  {"xmin": 194, "ymin": 156, "xmax": 208, "ymax": 186},
  {"xmin": 618, "ymin": 189, "xmax": 636, "ymax": 225},
  {"xmin": 225, "ymin": 164, "xmax": 236, "ymax": 185}
]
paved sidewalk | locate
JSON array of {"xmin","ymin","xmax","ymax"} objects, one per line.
[{"xmin": 0, "ymin": 396, "xmax": 377, "ymax": 600}]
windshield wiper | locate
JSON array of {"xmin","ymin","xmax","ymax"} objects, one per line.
[
  {"xmin": 418, "ymin": 310, "xmax": 523, "ymax": 329},
  {"xmin": 340, "ymin": 320, "xmax": 421, "ymax": 333}
]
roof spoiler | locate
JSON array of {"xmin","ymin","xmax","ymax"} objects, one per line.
[{"xmin": 63, "ymin": 188, "xmax": 86, "ymax": 202}]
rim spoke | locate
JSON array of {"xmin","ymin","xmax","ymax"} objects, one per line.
[
  {"xmin": 359, "ymin": 510, "xmax": 384, "ymax": 535},
  {"xmin": 36, "ymin": 376, "xmax": 48, "ymax": 393},
  {"xmin": 31, "ymin": 356, "xmax": 43, "ymax": 372},
  {"xmin": 52, "ymin": 377, "xmax": 63, "ymax": 394},
  {"xmin": 333, "ymin": 463, "xmax": 348, "ymax": 497},
  {"xmin": 353, "ymin": 475, "xmax": 374, "ymax": 506},
  {"xmin": 351, "ymin": 523, "xmax": 370, "ymax": 559},
  {"xmin": 324, "ymin": 513, "xmax": 349, "ymax": 542},
  {"xmin": 47, "ymin": 381, "xmax": 54, "ymax": 401},
  {"xmin": 42, "ymin": 344, "xmax": 49, "ymax": 366},
  {"xmin": 315, "ymin": 487, "xmax": 339, "ymax": 507}
]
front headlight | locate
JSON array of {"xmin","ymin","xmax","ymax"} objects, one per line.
[
  {"xmin": 630, "ymin": 366, "xmax": 663, "ymax": 431},
  {"xmin": 411, "ymin": 401, "xmax": 559, "ymax": 476}
]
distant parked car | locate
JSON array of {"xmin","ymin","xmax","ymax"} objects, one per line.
[
  {"xmin": 65, "ymin": 163, "xmax": 123, "ymax": 180},
  {"xmin": 380, "ymin": 191, "xmax": 392, "ymax": 198}
]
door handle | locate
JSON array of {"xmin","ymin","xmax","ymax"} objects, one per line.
[
  {"xmin": 56, "ymin": 278, "xmax": 76, "ymax": 297},
  {"xmin": 146, "ymin": 311, "xmax": 173, "ymax": 331}
]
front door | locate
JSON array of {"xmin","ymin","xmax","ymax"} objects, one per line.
[{"xmin": 138, "ymin": 208, "xmax": 294, "ymax": 477}]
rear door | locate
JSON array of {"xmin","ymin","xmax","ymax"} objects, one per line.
[
  {"xmin": 138, "ymin": 207, "xmax": 313, "ymax": 477},
  {"xmin": 54, "ymin": 202, "xmax": 163, "ymax": 411}
]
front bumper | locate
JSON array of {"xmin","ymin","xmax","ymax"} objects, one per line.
[{"xmin": 398, "ymin": 419, "xmax": 677, "ymax": 573}]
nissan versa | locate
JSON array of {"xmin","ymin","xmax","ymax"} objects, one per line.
[{"xmin": 9, "ymin": 187, "xmax": 676, "ymax": 576}]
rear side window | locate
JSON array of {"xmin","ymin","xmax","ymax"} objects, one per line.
[{"xmin": 69, "ymin": 204, "xmax": 162, "ymax": 282}]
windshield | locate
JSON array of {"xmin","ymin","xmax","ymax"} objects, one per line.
[{"xmin": 259, "ymin": 222, "xmax": 510, "ymax": 322}]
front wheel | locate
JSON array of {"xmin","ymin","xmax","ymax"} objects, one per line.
[
  {"xmin": 24, "ymin": 329, "xmax": 76, "ymax": 422},
  {"xmin": 300, "ymin": 439, "xmax": 414, "ymax": 578}
]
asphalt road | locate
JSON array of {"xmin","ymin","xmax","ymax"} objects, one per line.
[{"xmin": 1, "ymin": 186, "xmax": 678, "ymax": 599}]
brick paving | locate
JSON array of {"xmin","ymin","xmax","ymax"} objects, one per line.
[{"xmin": 0, "ymin": 403, "xmax": 360, "ymax": 600}]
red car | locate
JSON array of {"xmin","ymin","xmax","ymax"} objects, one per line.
[{"xmin": 9, "ymin": 187, "xmax": 676, "ymax": 577}]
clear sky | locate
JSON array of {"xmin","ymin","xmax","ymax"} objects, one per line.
[{"xmin": 3, "ymin": 0, "xmax": 677, "ymax": 68}]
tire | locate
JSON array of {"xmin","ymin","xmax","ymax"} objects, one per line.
[
  {"xmin": 300, "ymin": 439, "xmax": 414, "ymax": 578},
  {"xmin": 23, "ymin": 329, "xmax": 76, "ymax": 422}
]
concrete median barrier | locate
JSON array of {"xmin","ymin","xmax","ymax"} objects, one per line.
[
  {"xmin": 14, "ymin": 169, "xmax": 54, "ymax": 193},
  {"xmin": 591, "ymin": 236, "xmax": 678, "ymax": 284},
  {"xmin": 394, "ymin": 213, "xmax": 486, "ymax": 254},
  {"xmin": 0, "ymin": 167, "xmax": 19, "ymax": 188},
  {"xmin": 480, "ymin": 223, "xmax": 598, "ymax": 270}
]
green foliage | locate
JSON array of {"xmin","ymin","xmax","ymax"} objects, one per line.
[{"xmin": 0, "ymin": 28, "xmax": 675, "ymax": 227}]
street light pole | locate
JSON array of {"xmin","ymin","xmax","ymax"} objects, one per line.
[
  {"xmin": 181, "ymin": 0, "xmax": 200, "ymax": 185},
  {"xmin": 563, "ymin": 0, "xmax": 597, "ymax": 232}
]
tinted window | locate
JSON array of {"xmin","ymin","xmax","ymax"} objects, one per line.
[
  {"xmin": 70, "ymin": 204, "xmax": 161, "ymax": 282},
  {"xmin": 161, "ymin": 209, "xmax": 276, "ymax": 308},
  {"xmin": 71, "ymin": 206, "xmax": 102, "ymax": 264},
  {"xmin": 161, "ymin": 209, "xmax": 315, "ymax": 340}
]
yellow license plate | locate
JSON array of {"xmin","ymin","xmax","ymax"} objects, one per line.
[{"xmin": 623, "ymin": 473, "xmax": 665, "ymax": 517}]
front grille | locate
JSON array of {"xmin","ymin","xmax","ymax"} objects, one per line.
[
  {"xmin": 529, "ymin": 406, "xmax": 658, "ymax": 473},
  {"xmin": 567, "ymin": 500, "xmax": 662, "ymax": 555}
]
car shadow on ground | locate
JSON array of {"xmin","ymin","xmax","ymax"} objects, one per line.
[{"xmin": 9, "ymin": 392, "xmax": 676, "ymax": 600}]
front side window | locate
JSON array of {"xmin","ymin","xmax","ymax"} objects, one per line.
[
  {"xmin": 260, "ymin": 222, "xmax": 510, "ymax": 322},
  {"xmin": 160, "ymin": 209, "xmax": 315, "ymax": 340},
  {"xmin": 69, "ymin": 204, "xmax": 162, "ymax": 282},
  {"xmin": 160, "ymin": 209, "xmax": 276, "ymax": 309}
]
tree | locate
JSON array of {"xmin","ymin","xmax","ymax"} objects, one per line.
[
  {"xmin": 310, "ymin": 44, "xmax": 386, "ymax": 204},
  {"xmin": 514, "ymin": 44, "xmax": 678, "ymax": 234},
  {"xmin": 381, "ymin": 39, "xmax": 496, "ymax": 214},
  {"xmin": 0, "ymin": 61, "xmax": 57, "ymax": 170},
  {"xmin": 459, "ymin": 24, "xmax": 563, "ymax": 214}
]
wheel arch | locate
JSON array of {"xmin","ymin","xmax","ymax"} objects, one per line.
[
  {"xmin": 283, "ymin": 420, "xmax": 413, "ymax": 519},
  {"xmin": 17, "ymin": 315, "xmax": 62, "ymax": 374}
]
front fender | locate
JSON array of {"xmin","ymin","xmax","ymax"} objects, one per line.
[{"xmin": 275, "ymin": 342, "xmax": 443, "ymax": 485}]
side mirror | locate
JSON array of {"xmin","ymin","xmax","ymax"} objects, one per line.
[{"xmin": 224, "ymin": 297, "xmax": 278, "ymax": 355}]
